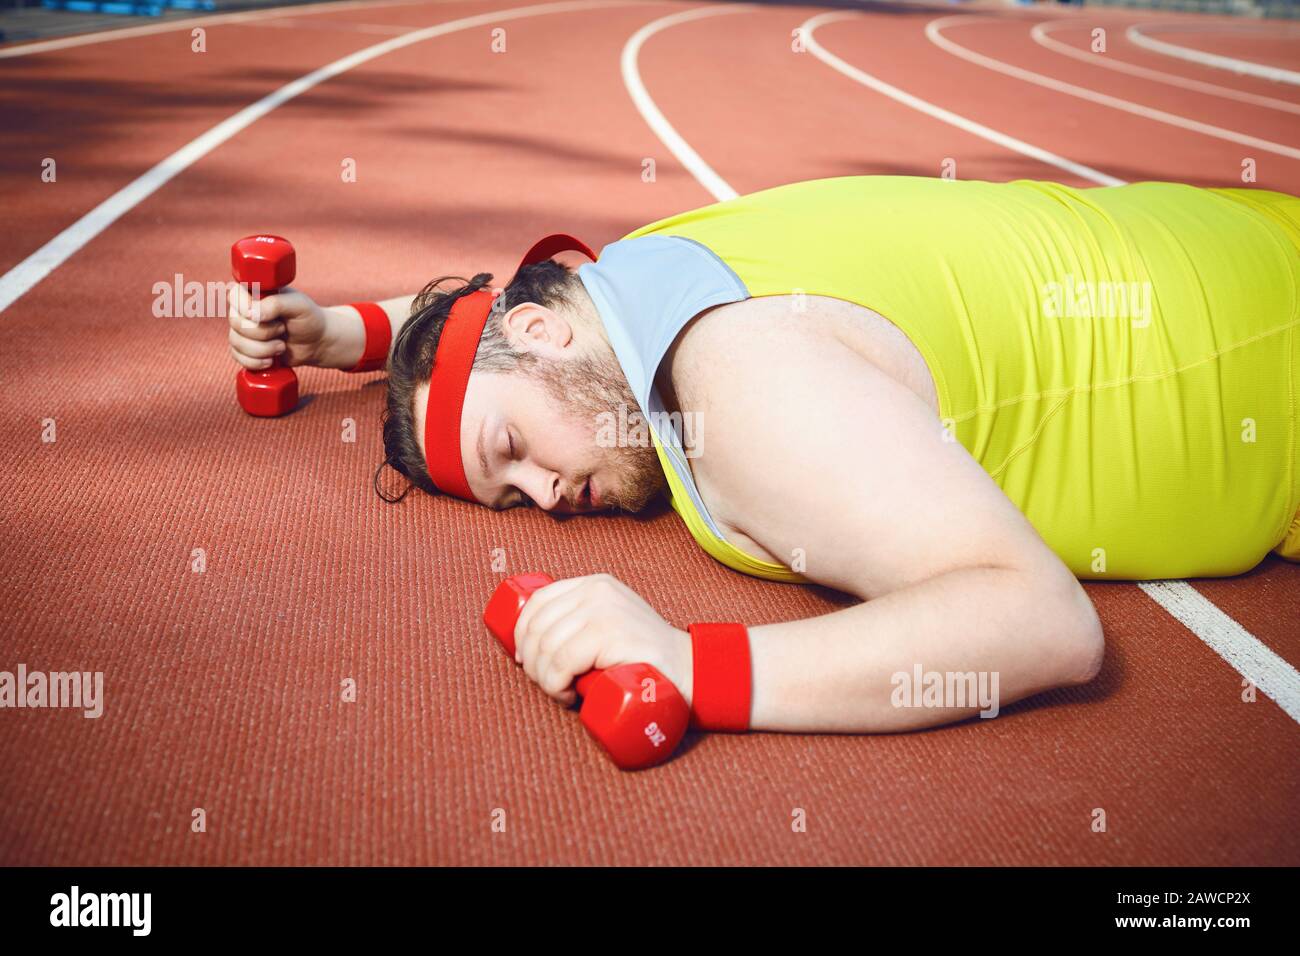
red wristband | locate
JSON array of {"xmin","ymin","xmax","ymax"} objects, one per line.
[
  {"xmin": 345, "ymin": 302, "xmax": 391, "ymax": 373},
  {"xmin": 688, "ymin": 622, "xmax": 752, "ymax": 731}
]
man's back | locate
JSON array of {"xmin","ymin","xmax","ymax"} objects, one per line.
[{"xmin": 634, "ymin": 176, "xmax": 1300, "ymax": 579}]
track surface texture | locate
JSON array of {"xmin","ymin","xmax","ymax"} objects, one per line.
[{"xmin": 1, "ymin": 0, "xmax": 1297, "ymax": 865}]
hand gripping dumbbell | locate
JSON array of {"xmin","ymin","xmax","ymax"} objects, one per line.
[
  {"xmin": 484, "ymin": 574, "xmax": 690, "ymax": 771},
  {"xmin": 232, "ymin": 234, "xmax": 299, "ymax": 417}
]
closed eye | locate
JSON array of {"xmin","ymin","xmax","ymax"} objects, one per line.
[{"xmin": 503, "ymin": 429, "xmax": 530, "ymax": 507}]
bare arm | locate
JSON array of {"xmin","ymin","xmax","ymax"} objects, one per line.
[
  {"xmin": 747, "ymin": 567, "xmax": 1099, "ymax": 731},
  {"xmin": 678, "ymin": 306, "xmax": 1103, "ymax": 733},
  {"xmin": 228, "ymin": 287, "xmax": 420, "ymax": 373},
  {"xmin": 234, "ymin": 275, "xmax": 504, "ymax": 372},
  {"xmin": 319, "ymin": 295, "xmax": 418, "ymax": 370}
]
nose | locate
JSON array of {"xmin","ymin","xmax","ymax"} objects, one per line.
[{"xmin": 517, "ymin": 465, "xmax": 566, "ymax": 512}]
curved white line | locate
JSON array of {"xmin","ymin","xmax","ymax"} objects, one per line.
[
  {"xmin": 928, "ymin": 15, "xmax": 1300, "ymax": 161},
  {"xmin": 0, "ymin": 0, "xmax": 445, "ymax": 59},
  {"xmin": 1126, "ymin": 22, "xmax": 1300, "ymax": 87},
  {"xmin": 1032, "ymin": 19, "xmax": 1300, "ymax": 116},
  {"xmin": 621, "ymin": 4, "xmax": 753, "ymax": 202},
  {"xmin": 800, "ymin": 10, "xmax": 1124, "ymax": 186},
  {"xmin": 0, "ymin": 0, "xmax": 639, "ymax": 314}
]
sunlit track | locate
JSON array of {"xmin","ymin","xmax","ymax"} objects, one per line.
[
  {"xmin": 1, "ymin": 0, "xmax": 1298, "ymax": 868},
  {"xmin": 620, "ymin": 3, "xmax": 753, "ymax": 202},
  {"xmin": 1127, "ymin": 21, "xmax": 1300, "ymax": 85},
  {"xmin": 0, "ymin": 0, "xmax": 642, "ymax": 314},
  {"xmin": 798, "ymin": 10, "xmax": 1123, "ymax": 186},
  {"xmin": 0, "ymin": 0, "xmax": 447, "ymax": 59},
  {"xmin": 1140, "ymin": 582, "xmax": 1300, "ymax": 724},
  {"xmin": 1031, "ymin": 19, "xmax": 1300, "ymax": 116},
  {"xmin": 927, "ymin": 16, "xmax": 1300, "ymax": 161}
]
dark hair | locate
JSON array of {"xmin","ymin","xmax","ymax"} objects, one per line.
[{"xmin": 373, "ymin": 259, "xmax": 582, "ymax": 503}]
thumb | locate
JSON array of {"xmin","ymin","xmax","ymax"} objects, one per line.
[{"xmin": 247, "ymin": 287, "xmax": 306, "ymax": 325}]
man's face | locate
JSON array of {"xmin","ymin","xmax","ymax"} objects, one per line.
[{"xmin": 414, "ymin": 327, "xmax": 665, "ymax": 514}]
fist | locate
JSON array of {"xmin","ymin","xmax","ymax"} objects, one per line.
[
  {"xmin": 513, "ymin": 574, "xmax": 692, "ymax": 708},
  {"xmin": 226, "ymin": 283, "xmax": 333, "ymax": 371}
]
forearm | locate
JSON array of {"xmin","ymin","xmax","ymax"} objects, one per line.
[
  {"xmin": 747, "ymin": 567, "xmax": 1099, "ymax": 733},
  {"xmin": 319, "ymin": 295, "xmax": 418, "ymax": 370}
]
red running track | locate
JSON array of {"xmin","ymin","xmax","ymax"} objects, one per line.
[{"xmin": 0, "ymin": 0, "xmax": 1297, "ymax": 866}]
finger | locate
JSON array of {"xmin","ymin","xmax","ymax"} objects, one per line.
[
  {"xmin": 520, "ymin": 588, "xmax": 594, "ymax": 660},
  {"xmin": 228, "ymin": 284, "xmax": 262, "ymax": 331},
  {"xmin": 229, "ymin": 328, "xmax": 285, "ymax": 364},
  {"xmin": 233, "ymin": 287, "xmax": 300, "ymax": 329},
  {"xmin": 528, "ymin": 615, "xmax": 592, "ymax": 697},
  {"xmin": 245, "ymin": 294, "xmax": 280, "ymax": 328},
  {"xmin": 227, "ymin": 282, "xmax": 252, "ymax": 311},
  {"xmin": 227, "ymin": 282, "xmax": 284, "ymax": 340},
  {"xmin": 515, "ymin": 580, "xmax": 590, "ymax": 665},
  {"xmin": 229, "ymin": 343, "xmax": 276, "ymax": 371},
  {"xmin": 514, "ymin": 575, "xmax": 603, "ymax": 650},
  {"xmin": 541, "ymin": 628, "xmax": 602, "ymax": 699},
  {"xmin": 228, "ymin": 312, "xmax": 286, "ymax": 342}
]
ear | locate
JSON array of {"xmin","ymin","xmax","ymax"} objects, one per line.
[{"xmin": 501, "ymin": 302, "xmax": 573, "ymax": 358}]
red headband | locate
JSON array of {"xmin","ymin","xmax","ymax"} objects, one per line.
[{"xmin": 424, "ymin": 233, "xmax": 597, "ymax": 502}]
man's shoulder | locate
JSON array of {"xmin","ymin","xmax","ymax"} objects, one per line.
[
  {"xmin": 660, "ymin": 296, "xmax": 777, "ymax": 425},
  {"xmin": 669, "ymin": 293, "xmax": 940, "ymax": 417},
  {"xmin": 666, "ymin": 293, "xmax": 881, "ymax": 406},
  {"xmin": 671, "ymin": 293, "xmax": 817, "ymax": 369}
]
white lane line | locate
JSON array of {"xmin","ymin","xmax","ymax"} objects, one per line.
[
  {"xmin": 1140, "ymin": 582, "xmax": 1300, "ymax": 725},
  {"xmin": 800, "ymin": 10, "xmax": 1124, "ymax": 186},
  {"xmin": 928, "ymin": 15, "xmax": 1300, "ymax": 161},
  {"xmin": 621, "ymin": 4, "xmax": 754, "ymax": 203},
  {"xmin": 1126, "ymin": 23, "xmax": 1300, "ymax": 87},
  {"xmin": 0, "ymin": 0, "xmax": 638, "ymax": 315},
  {"xmin": 1032, "ymin": 19, "xmax": 1300, "ymax": 117},
  {"xmin": 0, "ymin": 0, "xmax": 450, "ymax": 59}
]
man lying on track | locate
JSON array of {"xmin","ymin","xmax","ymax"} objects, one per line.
[{"xmin": 228, "ymin": 176, "xmax": 1300, "ymax": 734}]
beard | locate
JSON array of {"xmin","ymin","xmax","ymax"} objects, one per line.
[{"xmin": 531, "ymin": 351, "xmax": 666, "ymax": 513}]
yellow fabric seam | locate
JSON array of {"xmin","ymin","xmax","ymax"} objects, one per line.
[
  {"xmin": 988, "ymin": 393, "xmax": 1076, "ymax": 481},
  {"xmin": 950, "ymin": 315, "xmax": 1300, "ymax": 429}
]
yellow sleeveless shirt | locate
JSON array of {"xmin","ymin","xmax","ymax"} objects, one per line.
[{"xmin": 622, "ymin": 177, "xmax": 1300, "ymax": 581}]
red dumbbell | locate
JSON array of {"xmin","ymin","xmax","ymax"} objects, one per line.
[
  {"xmin": 484, "ymin": 574, "xmax": 690, "ymax": 771},
  {"xmin": 232, "ymin": 234, "xmax": 299, "ymax": 417}
]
